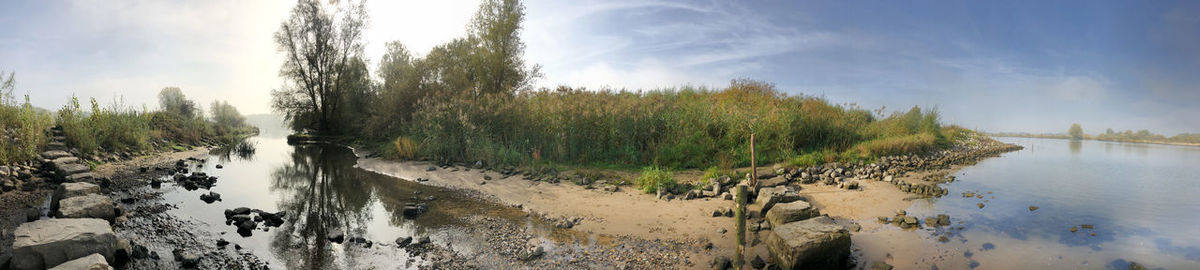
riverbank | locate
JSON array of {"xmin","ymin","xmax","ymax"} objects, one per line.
[{"xmin": 354, "ymin": 133, "xmax": 1025, "ymax": 268}]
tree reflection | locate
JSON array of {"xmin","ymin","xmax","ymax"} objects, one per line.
[
  {"xmin": 211, "ymin": 138, "xmax": 258, "ymax": 163},
  {"xmin": 268, "ymin": 144, "xmax": 375, "ymax": 269}
]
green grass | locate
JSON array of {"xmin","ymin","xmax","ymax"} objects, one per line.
[{"xmin": 635, "ymin": 167, "xmax": 677, "ymax": 194}]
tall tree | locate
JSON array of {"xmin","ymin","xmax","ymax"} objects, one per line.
[
  {"xmin": 210, "ymin": 100, "xmax": 247, "ymax": 130},
  {"xmin": 272, "ymin": 0, "xmax": 368, "ymax": 134},
  {"xmin": 158, "ymin": 87, "xmax": 201, "ymax": 118},
  {"xmin": 1068, "ymin": 123, "xmax": 1083, "ymax": 140},
  {"xmin": 470, "ymin": 0, "xmax": 540, "ymax": 96}
]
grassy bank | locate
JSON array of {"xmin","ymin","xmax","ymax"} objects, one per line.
[{"xmin": 369, "ymin": 80, "xmax": 962, "ymax": 172}]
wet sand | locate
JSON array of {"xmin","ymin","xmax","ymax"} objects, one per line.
[{"xmin": 356, "ymin": 156, "xmax": 980, "ymax": 268}]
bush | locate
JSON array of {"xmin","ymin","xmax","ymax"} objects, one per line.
[
  {"xmin": 393, "ymin": 136, "xmax": 418, "ymax": 160},
  {"xmin": 636, "ymin": 167, "xmax": 677, "ymax": 194}
]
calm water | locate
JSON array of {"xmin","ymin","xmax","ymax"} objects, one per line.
[
  {"xmin": 907, "ymin": 137, "xmax": 1200, "ymax": 269},
  {"xmin": 154, "ymin": 132, "xmax": 551, "ymax": 269}
]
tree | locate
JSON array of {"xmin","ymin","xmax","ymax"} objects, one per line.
[
  {"xmin": 271, "ymin": 0, "xmax": 368, "ymax": 134},
  {"xmin": 158, "ymin": 87, "xmax": 201, "ymax": 118},
  {"xmin": 1068, "ymin": 123, "xmax": 1083, "ymax": 140},
  {"xmin": 210, "ymin": 100, "xmax": 246, "ymax": 130},
  {"xmin": 470, "ymin": 0, "xmax": 541, "ymax": 96}
]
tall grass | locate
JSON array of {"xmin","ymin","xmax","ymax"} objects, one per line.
[
  {"xmin": 57, "ymin": 96, "xmax": 250, "ymax": 155},
  {"xmin": 394, "ymin": 79, "xmax": 952, "ymax": 169}
]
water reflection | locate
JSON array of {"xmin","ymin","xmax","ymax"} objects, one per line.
[
  {"xmin": 211, "ymin": 139, "xmax": 258, "ymax": 162},
  {"xmin": 1069, "ymin": 140, "xmax": 1082, "ymax": 154},
  {"xmin": 269, "ymin": 145, "xmax": 373, "ymax": 269}
]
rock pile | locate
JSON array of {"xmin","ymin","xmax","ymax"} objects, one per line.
[{"xmin": 222, "ymin": 207, "xmax": 286, "ymax": 236}]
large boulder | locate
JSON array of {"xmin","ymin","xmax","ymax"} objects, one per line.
[
  {"xmin": 48, "ymin": 253, "xmax": 111, "ymax": 270},
  {"xmin": 756, "ymin": 186, "xmax": 803, "ymax": 214},
  {"xmin": 766, "ymin": 200, "xmax": 819, "ymax": 227},
  {"xmin": 766, "ymin": 216, "xmax": 851, "ymax": 270},
  {"xmin": 11, "ymin": 219, "xmax": 117, "ymax": 270},
  {"xmin": 57, "ymin": 194, "xmax": 116, "ymax": 222}
]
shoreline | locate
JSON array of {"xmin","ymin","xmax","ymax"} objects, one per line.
[{"xmin": 353, "ymin": 135, "xmax": 1025, "ymax": 268}]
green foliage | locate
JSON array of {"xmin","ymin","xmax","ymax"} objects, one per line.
[
  {"xmin": 1096, "ymin": 128, "xmax": 1200, "ymax": 144},
  {"xmin": 57, "ymin": 96, "xmax": 99, "ymax": 153},
  {"xmin": 158, "ymin": 87, "xmax": 202, "ymax": 119},
  {"xmin": 635, "ymin": 167, "xmax": 677, "ymax": 194},
  {"xmin": 210, "ymin": 100, "xmax": 247, "ymax": 131},
  {"xmin": 1, "ymin": 72, "xmax": 54, "ymax": 168},
  {"xmin": 1068, "ymin": 123, "xmax": 1083, "ymax": 140},
  {"xmin": 853, "ymin": 133, "xmax": 938, "ymax": 157}
]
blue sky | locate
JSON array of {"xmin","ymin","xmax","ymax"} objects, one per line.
[{"xmin": 2, "ymin": 0, "xmax": 1198, "ymax": 134}]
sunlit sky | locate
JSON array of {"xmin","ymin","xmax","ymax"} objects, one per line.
[{"xmin": 2, "ymin": 0, "xmax": 1198, "ymax": 134}]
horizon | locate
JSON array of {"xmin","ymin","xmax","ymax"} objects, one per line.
[{"xmin": 2, "ymin": 0, "xmax": 1198, "ymax": 135}]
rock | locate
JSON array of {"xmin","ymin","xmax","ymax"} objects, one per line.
[
  {"xmin": 12, "ymin": 219, "xmax": 117, "ymax": 270},
  {"xmin": 57, "ymin": 194, "xmax": 115, "ymax": 222},
  {"xmin": 224, "ymin": 207, "xmax": 251, "ymax": 219},
  {"xmin": 556, "ymin": 220, "xmax": 575, "ymax": 229},
  {"xmin": 216, "ymin": 239, "xmax": 229, "ymax": 247},
  {"xmin": 712, "ymin": 209, "xmax": 723, "ymax": 217},
  {"xmin": 1070, "ymin": 226, "xmax": 1078, "ymax": 233},
  {"xmin": 1081, "ymin": 224, "xmax": 1094, "ymax": 229},
  {"xmin": 849, "ymin": 224, "xmax": 862, "ymax": 232},
  {"xmin": 902, "ymin": 216, "xmax": 919, "ymax": 228},
  {"xmin": 877, "ymin": 216, "xmax": 889, "ymax": 223},
  {"xmin": 938, "ymin": 236, "xmax": 949, "ymax": 242},
  {"xmin": 52, "ymin": 182, "xmax": 101, "ymax": 211},
  {"xmin": 42, "ymin": 150, "xmax": 71, "ymax": 160},
  {"xmin": 722, "ymin": 192, "xmax": 733, "ymax": 200},
  {"xmin": 47, "ymin": 253, "xmax": 110, "ymax": 270},
  {"xmin": 56, "ymin": 164, "xmax": 90, "ymax": 178},
  {"xmin": 518, "ymin": 246, "xmax": 544, "ymax": 261},
  {"xmin": 402, "ymin": 203, "xmax": 428, "ymax": 218},
  {"xmin": 199, "ymin": 192, "xmax": 221, "ymax": 204},
  {"xmin": 713, "ymin": 256, "xmax": 732, "ymax": 270},
  {"xmin": 977, "ymin": 202, "xmax": 985, "ymax": 209},
  {"xmin": 765, "ymin": 201, "xmax": 819, "ymax": 226},
  {"xmin": 937, "ymin": 214, "xmax": 950, "ymax": 226},
  {"xmin": 215, "ymin": 164, "xmax": 223, "ymax": 169},
  {"xmin": 426, "ymin": 166, "xmax": 436, "ymax": 171},
  {"xmin": 759, "ymin": 177, "xmax": 787, "ymax": 188},
  {"xmin": 843, "ymin": 181, "xmax": 859, "ymax": 190},
  {"xmin": 717, "ymin": 228, "xmax": 727, "ymax": 234},
  {"xmin": 416, "ymin": 236, "xmax": 431, "ymax": 245},
  {"xmin": 65, "ymin": 173, "xmax": 95, "ymax": 182},
  {"xmin": 114, "ymin": 239, "xmax": 131, "ymax": 265},
  {"xmin": 1029, "ymin": 205, "xmax": 1039, "ymax": 211},
  {"xmin": 327, "ymin": 229, "xmax": 345, "ymax": 244},
  {"xmin": 756, "ymin": 186, "xmax": 803, "ymax": 214},
  {"xmin": 870, "ymin": 261, "xmax": 894, "ymax": 270},
  {"xmin": 394, "ymin": 236, "xmax": 413, "ymax": 247},
  {"xmin": 766, "ymin": 216, "xmax": 851, "ymax": 270},
  {"xmin": 723, "ymin": 207, "xmax": 735, "ymax": 217},
  {"xmin": 750, "ymin": 255, "xmax": 766, "ymax": 269},
  {"xmin": 178, "ymin": 252, "xmax": 200, "ymax": 268}
]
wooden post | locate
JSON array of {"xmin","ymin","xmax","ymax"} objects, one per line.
[
  {"xmin": 734, "ymin": 184, "xmax": 747, "ymax": 269},
  {"xmin": 750, "ymin": 133, "xmax": 757, "ymax": 190}
]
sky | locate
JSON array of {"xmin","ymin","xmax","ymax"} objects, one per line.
[{"xmin": 1, "ymin": 0, "xmax": 1198, "ymax": 135}]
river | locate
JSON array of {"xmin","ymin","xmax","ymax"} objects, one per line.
[{"xmin": 905, "ymin": 137, "xmax": 1200, "ymax": 269}]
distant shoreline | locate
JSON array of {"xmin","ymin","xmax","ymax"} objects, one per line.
[{"xmin": 990, "ymin": 134, "xmax": 1200, "ymax": 148}]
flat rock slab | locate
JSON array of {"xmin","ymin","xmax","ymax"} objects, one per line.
[
  {"xmin": 766, "ymin": 216, "xmax": 851, "ymax": 270},
  {"xmin": 756, "ymin": 186, "xmax": 803, "ymax": 214},
  {"xmin": 12, "ymin": 219, "xmax": 116, "ymax": 270},
  {"xmin": 766, "ymin": 200, "xmax": 819, "ymax": 227},
  {"xmin": 56, "ymin": 163, "xmax": 90, "ymax": 177},
  {"xmin": 57, "ymin": 194, "xmax": 115, "ymax": 222},
  {"xmin": 53, "ymin": 182, "xmax": 101, "ymax": 211},
  {"xmin": 42, "ymin": 150, "xmax": 72, "ymax": 160},
  {"xmin": 65, "ymin": 173, "xmax": 95, "ymax": 182},
  {"xmin": 48, "ymin": 253, "xmax": 111, "ymax": 270}
]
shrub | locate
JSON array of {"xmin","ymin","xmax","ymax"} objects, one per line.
[
  {"xmin": 393, "ymin": 136, "xmax": 418, "ymax": 160},
  {"xmin": 636, "ymin": 167, "xmax": 677, "ymax": 194}
]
